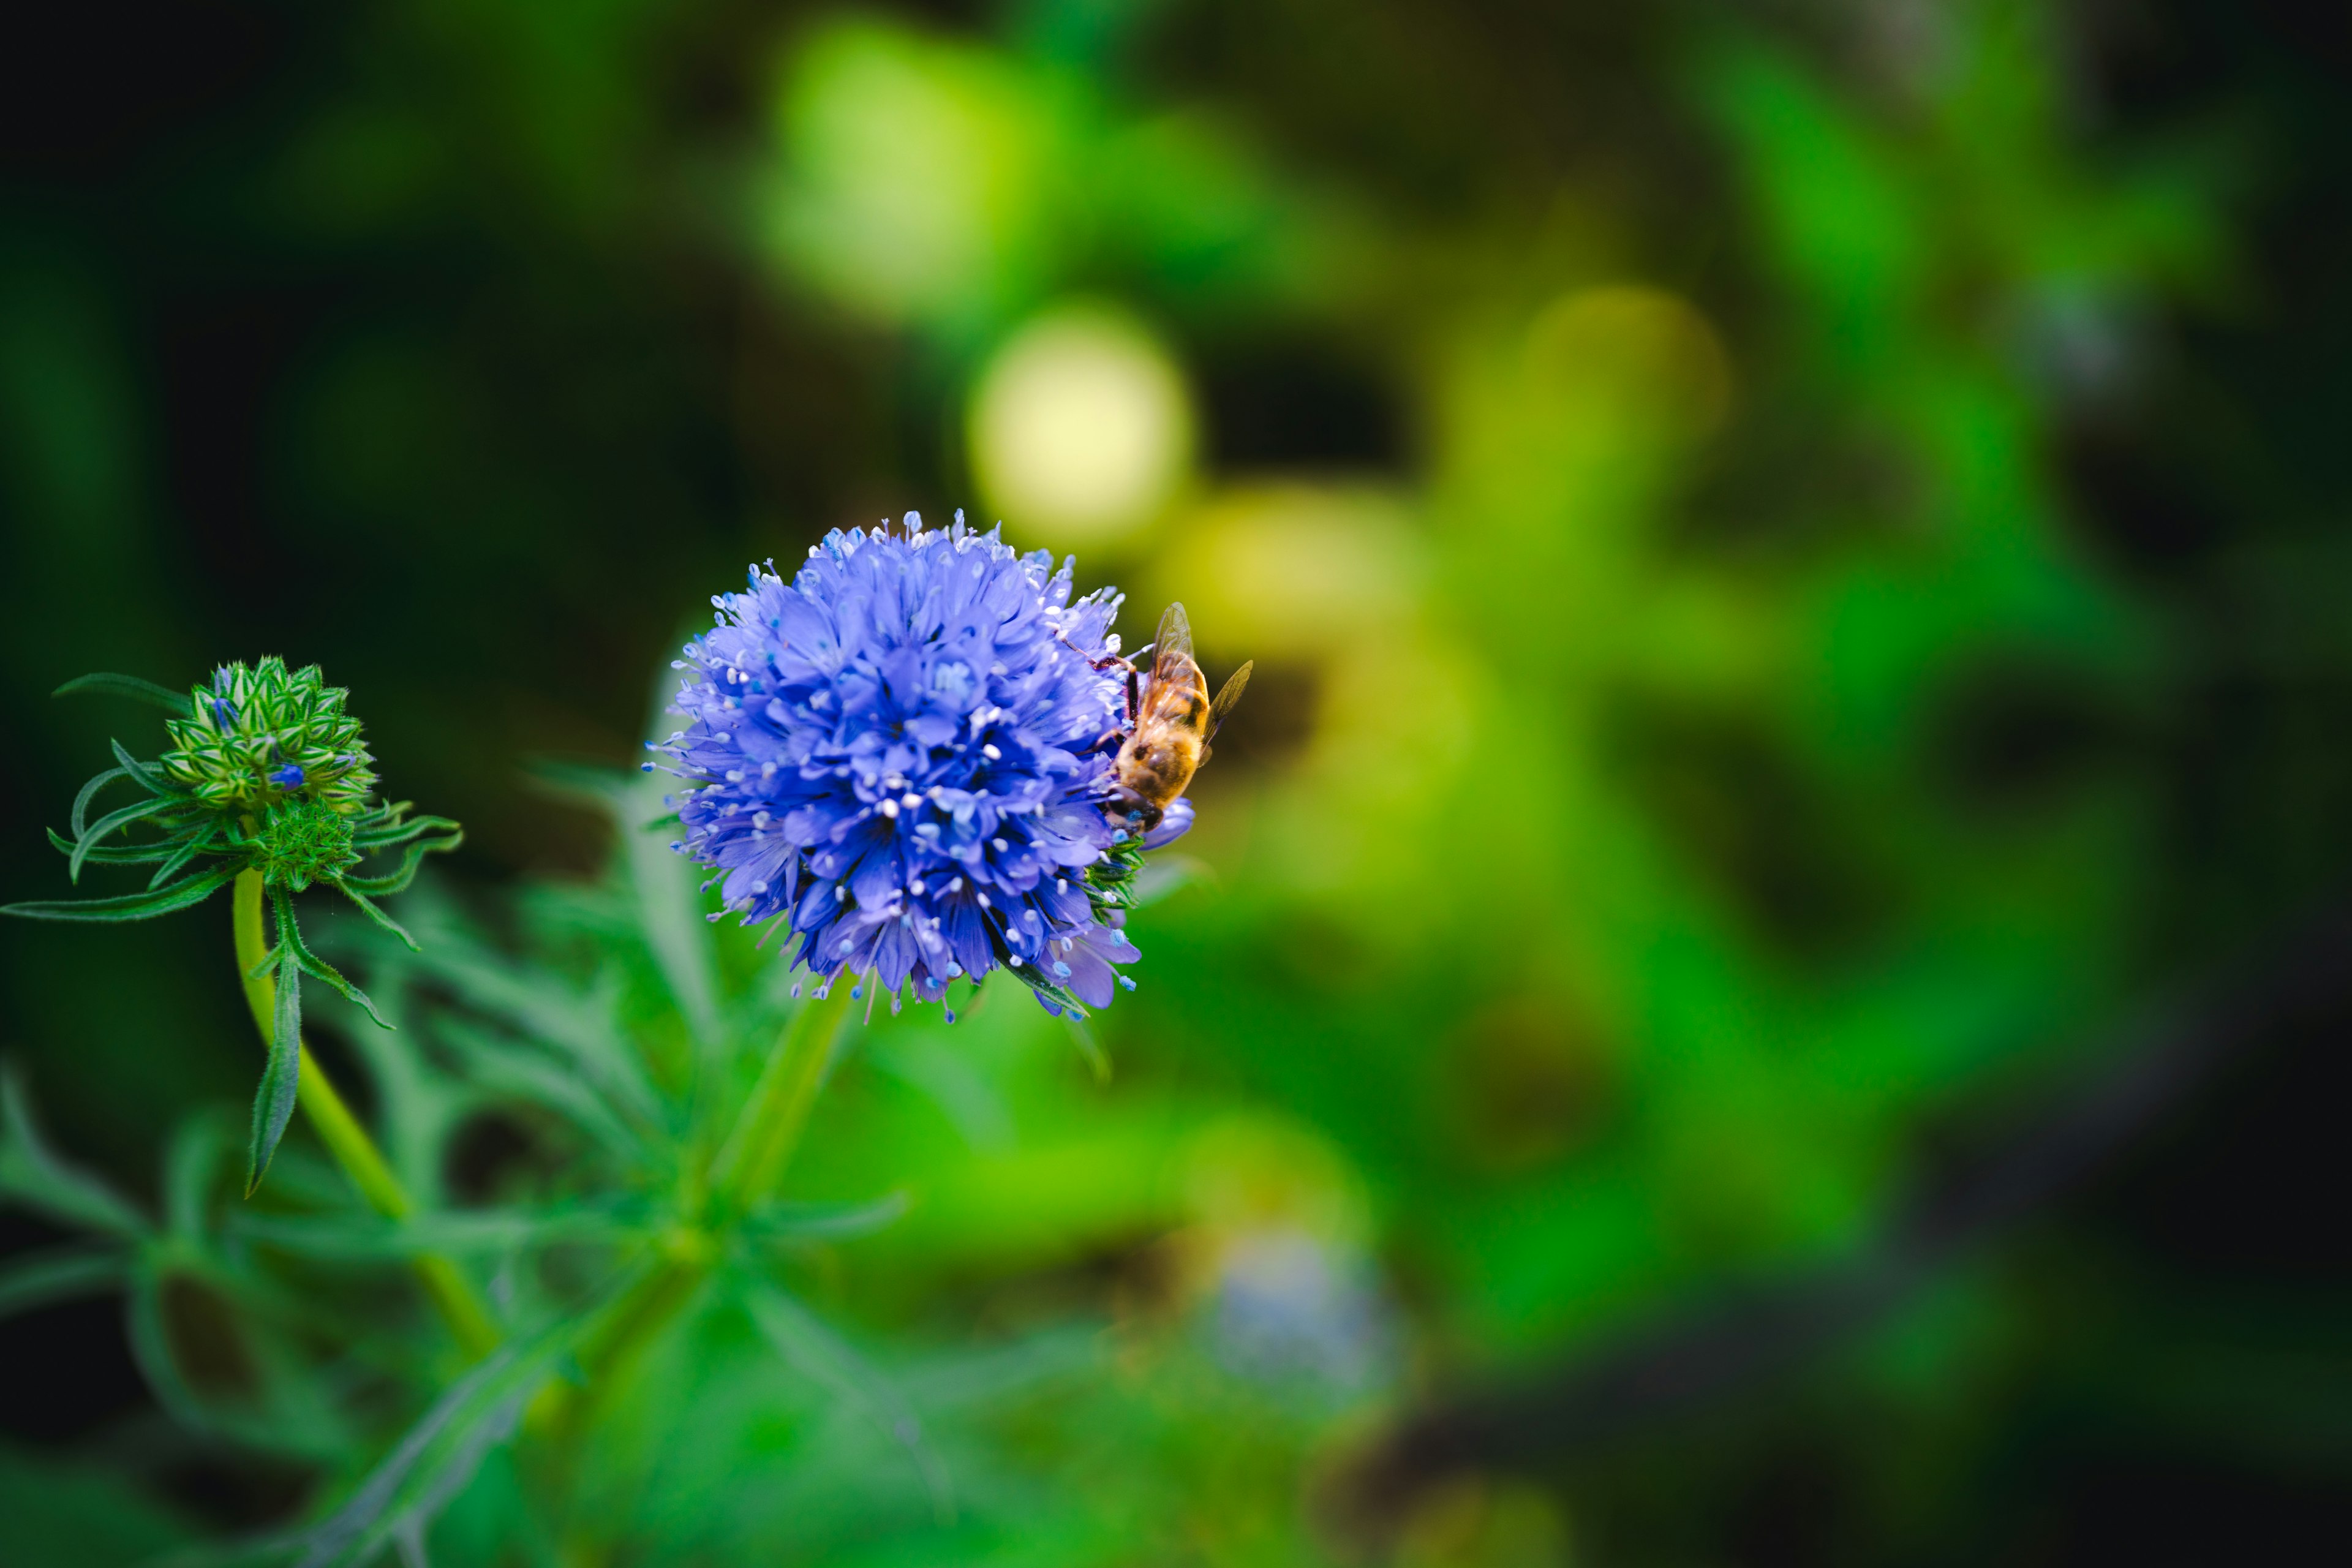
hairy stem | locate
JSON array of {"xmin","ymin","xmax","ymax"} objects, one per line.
[{"xmin": 233, "ymin": 868, "xmax": 499, "ymax": 1357}]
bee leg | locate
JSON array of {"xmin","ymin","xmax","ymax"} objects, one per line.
[
  {"xmin": 1057, "ymin": 628, "xmax": 1136, "ymax": 676},
  {"xmin": 1125, "ymin": 665, "xmax": 1142, "ymax": 726}
]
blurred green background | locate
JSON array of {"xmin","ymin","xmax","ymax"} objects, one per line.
[{"xmin": 4, "ymin": 0, "xmax": 2349, "ymax": 1561}]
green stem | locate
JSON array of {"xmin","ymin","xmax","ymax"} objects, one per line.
[
  {"xmin": 534, "ymin": 980, "xmax": 858, "ymax": 1439},
  {"xmin": 233, "ymin": 868, "xmax": 500, "ymax": 1357},
  {"xmin": 710, "ymin": 979, "xmax": 859, "ymax": 1214}
]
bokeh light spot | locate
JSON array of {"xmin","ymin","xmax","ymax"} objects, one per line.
[{"xmin": 968, "ymin": 304, "xmax": 1194, "ymax": 546}]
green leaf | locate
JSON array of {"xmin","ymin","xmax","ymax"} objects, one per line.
[
  {"xmin": 274, "ymin": 1322, "xmax": 575, "ymax": 1568},
  {"xmin": 340, "ymin": 829, "xmax": 464, "ymax": 897},
  {"xmin": 739, "ymin": 1191, "xmax": 911, "ymax": 1242},
  {"xmin": 0, "ymin": 1245, "xmax": 127, "ymax": 1322},
  {"xmin": 331, "ymin": 880, "xmax": 420, "ymax": 951},
  {"xmin": 69, "ymin": 766, "xmax": 130, "ymax": 841},
  {"xmin": 409, "ymin": 942, "xmax": 666, "ymax": 1136},
  {"xmin": 121, "ymin": 1263, "xmax": 306, "ymax": 1455},
  {"xmin": 434, "ymin": 1018, "xmax": 654, "ymax": 1160},
  {"xmin": 274, "ymin": 889, "xmax": 393, "ymax": 1030},
  {"xmin": 350, "ymin": 810, "xmax": 462, "ymax": 852},
  {"xmin": 1009, "ymin": 962, "xmax": 1091, "ymax": 1020},
  {"xmin": 107, "ymin": 738, "xmax": 189, "ymax": 799},
  {"xmin": 163, "ymin": 1114, "xmax": 230, "ymax": 1244},
  {"xmin": 69, "ymin": 794, "xmax": 176, "ymax": 883},
  {"xmin": 742, "ymin": 1279, "xmax": 952, "ymax": 1518},
  {"xmin": 246, "ymin": 947, "xmax": 302, "ymax": 1196},
  {"xmin": 0, "ymin": 1069, "xmax": 149, "ymax": 1238},
  {"xmin": 53, "ymin": 671, "xmax": 194, "ymax": 718},
  {"xmin": 232, "ymin": 1203, "xmax": 641, "ymax": 1259},
  {"xmin": 149, "ymin": 822, "xmax": 222, "ymax": 890},
  {"xmin": 2, "ymin": 861, "xmax": 242, "ymax": 923},
  {"xmin": 45, "ymin": 826, "xmax": 174, "ymax": 866}
]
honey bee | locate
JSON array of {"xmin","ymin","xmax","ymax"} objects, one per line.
[{"xmin": 1106, "ymin": 602, "xmax": 1253, "ymax": 833}]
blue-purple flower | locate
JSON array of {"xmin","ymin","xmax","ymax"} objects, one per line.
[{"xmin": 655, "ymin": 513, "xmax": 1177, "ymax": 1016}]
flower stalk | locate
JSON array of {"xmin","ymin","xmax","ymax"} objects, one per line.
[
  {"xmin": 710, "ymin": 979, "xmax": 859, "ymax": 1213},
  {"xmin": 233, "ymin": 868, "xmax": 500, "ymax": 1358}
]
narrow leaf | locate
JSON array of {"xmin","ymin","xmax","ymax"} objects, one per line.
[
  {"xmin": 341, "ymin": 830, "xmax": 464, "ymax": 897},
  {"xmin": 2, "ymin": 860, "xmax": 241, "ymax": 923},
  {"xmin": 435, "ymin": 1019, "xmax": 651, "ymax": 1159},
  {"xmin": 233, "ymin": 1204, "xmax": 640, "ymax": 1259},
  {"xmin": 333, "ymin": 880, "xmax": 420, "ymax": 951},
  {"xmin": 69, "ymin": 766, "xmax": 131, "ymax": 840},
  {"xmin": 164, "ymin": 1114, "xmax": 230, "ymax": 1244},
  {"xmin": 350, "ymin": 812, "xmax": 462, "ymax": 852},
  {"xmin": 46, "ymin": 826, "xmax": 174, "ymax": 865},
  {"xmin": 741, "ymin": 1191, "xmax": 912, "ymax": 1243},
  {"xmin": 0, "ymin": 1068, "xmax": 150, "ymax": 1238},
  {"xmin": 124, "ymin": 1261, "xmax": 323, "ymax": 1455},
  {"xmin": 53, "ymin": 671, "xmax": 194, "ymax": 717},
  {"xmin": 246, "ymin": 948, "xmax": 303, "ymax": 1196},
  {"xmin": 278, "ymin": 1323, "xmax": 575, "ymax": 1568},
  {"xmin": 149, "ymin": 821, "xmax": 222, "ymax": 889},
  {"xmin": 742, "ymin": 1280, "xmax": 952, "ymax": 1518},
  {"xmin": 0, "ymin": 1245, "xmax": 127, "ymax": 1322},
  {"xmin": 70, "ymin": 794, "xmax": 176, "ymax": 883},
  {"xmin": 409, "ymin": 946, "xmax": 665, "ymax": 1134},
  {"xmin": 276, "ymin": 890, "xmax": 393, "ymax": 1029},
  {"xmin": 1010, "ymin": 962, "xmax": 1090, "ymax": 1020},
  {"xmin": 108, "ymin": 737, "xmax": 190, "ymax": 798}
]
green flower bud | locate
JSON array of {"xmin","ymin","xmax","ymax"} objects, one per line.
[
  {"xmin": 251, "ymin": 799, "xmax": 361, "ymax": 891},
  {"xmin": 160, "ymin": 657, "xmax": 378, "ymax": 813}
]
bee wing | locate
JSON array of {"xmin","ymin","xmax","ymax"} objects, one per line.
[
  {"xmin": 1207, "ymin": 659, "xmax": 1253, "ymax": 739},
  {"xmin": 1150, "ymin": 602, "xmax": 1194, "ymax": 686}
]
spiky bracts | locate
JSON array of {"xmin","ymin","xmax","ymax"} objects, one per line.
[{"xmin": 162, "ymin": 657, "xmax": 377, "ymax": 813}]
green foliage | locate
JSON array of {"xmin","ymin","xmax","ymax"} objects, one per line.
[{"xmin": 248, "ymin": 927, "xmax": 303, "ymax": 1196}]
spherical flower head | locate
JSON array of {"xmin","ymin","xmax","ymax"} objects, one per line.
[
  {"xmin": 160, "ymin": 657, "xmax": 377, "ymax": 813},
  {"xmin": 657, "ymin": 512, "xmax": 1143, "ymax": 1014}
]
